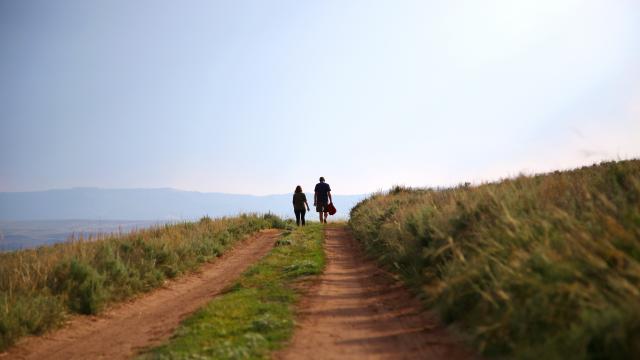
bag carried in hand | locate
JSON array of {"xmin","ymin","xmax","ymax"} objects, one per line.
[{"xmin": 327, "ymin": 202, "xmax": 337, "ymax": 215}]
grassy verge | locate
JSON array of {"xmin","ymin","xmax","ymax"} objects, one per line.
[
  {"xmin": 139, "ymin": 223, "xmax": 325, "ymax": 359},
  {"xmin": 349, "ymin": 160, "xmax": 640, "ymax": 359},
  {"xmin": 0, "ymin": 214, "xmax": 285, "ymax": 351}
]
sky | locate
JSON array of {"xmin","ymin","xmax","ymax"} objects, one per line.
[{"xmin": 1, "ymin": 0, "xmax": 639, "ymax": 195}]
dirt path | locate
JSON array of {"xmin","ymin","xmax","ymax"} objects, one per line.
[
  {"xmin": 2, "ymin": 229, "xmax": 281, "ymax": 360},
  {"xmin": 278, "ymin": 225, "xmax": 476, "ymax": 360}
]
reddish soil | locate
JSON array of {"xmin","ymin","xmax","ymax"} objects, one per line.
[
  {"xmin": 277, "ymin": 225, "xmax": 476, "ymax": 360},
  {"xmin": 1, "ymin": 229, "xmax": 281, "ymax": 360}
]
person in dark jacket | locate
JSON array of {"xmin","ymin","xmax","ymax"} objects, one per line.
[
  {"xmin": 292, "ymin": 185, "xmax": 310, "ymax": 226},
  {"xmin": 314, "ymin": 177, "xmax": 332, "ymax": 223}
]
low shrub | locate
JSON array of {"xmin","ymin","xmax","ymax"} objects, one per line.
[
  {"xmin": 49, "ymin": 259, "xmax": 106, "ymax": 314},
  {"xmin": 0, "ymin": 293, "xmax": 65, "ymax": 350}
]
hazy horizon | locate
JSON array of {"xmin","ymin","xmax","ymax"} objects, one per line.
[
  {"xmin": 2, "ymin": 1, "xmax": 639, "ymax": 195},
  {"xmin": 0, "ymin": 157, "xmax": 637, "ymax": 195},
  {"xmin": 0, "ymin": 185, "xmax": 367, "ymax": 197},
  {"xmin": 0, "ymin": 187, "xmax": 367, "ymax": 221}
]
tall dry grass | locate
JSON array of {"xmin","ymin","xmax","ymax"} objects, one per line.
[
  {"xmin": 0, "ymin": 213, "xmax": 285, "ymax": 350},
  {"xmin": 349, "ymin": 160, "xmax": 640, "ymax": 359}
]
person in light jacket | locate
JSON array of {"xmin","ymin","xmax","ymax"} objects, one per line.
[{"xmin": 292, "ymin": 185, "xmax": 310, "ymax": 226}]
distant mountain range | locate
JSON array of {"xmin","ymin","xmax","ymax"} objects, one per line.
[{"xmin": 0, "ymin": 187, "xmax": 368, "ymax": 221}]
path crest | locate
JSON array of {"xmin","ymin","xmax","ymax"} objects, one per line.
[
  {"xmin": 2, "ymin": 229, "xmax": 281, "ymax": 360},
  {"xmin": 278, "ymin": 225, "xmax": 475, "ymax": 360}
]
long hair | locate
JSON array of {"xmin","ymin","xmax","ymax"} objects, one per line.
[{"xmin": 295, "ymin": 185, "xmax": 302, "ymax": 193}]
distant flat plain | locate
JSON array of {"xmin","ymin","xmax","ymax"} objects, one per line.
[{"xmin": 0, "ymin": 220, "xmax": 165, "ymax": 251}]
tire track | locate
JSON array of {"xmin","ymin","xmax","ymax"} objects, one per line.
[{"xmin": 278, "ymin": 225, "xmax": 476, "ymax": 360}]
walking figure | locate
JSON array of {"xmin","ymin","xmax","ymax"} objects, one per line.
[
  {"xmin": 292, "ymin": 185, "xmax": 310, "ymax": 226},
  {"xmin": 314, "ymin": 177, "xmax": 332, "ymax": 223}
]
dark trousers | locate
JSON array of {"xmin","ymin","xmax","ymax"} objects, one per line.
[{"xmin": 294, "ymin": 209, "xmax": 306, "ymax": 226}]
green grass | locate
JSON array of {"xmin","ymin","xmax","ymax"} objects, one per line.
[
  {"xmin": 0, "ymin": 213, "xmax": 285, "ymax": 351},
  {"xmin": 139, "ymin": 223, "xmax": 325, "ymax": 359},
  {"xmin": 349, "ymin": 159, "xmax": 640, "ymax": 359}
]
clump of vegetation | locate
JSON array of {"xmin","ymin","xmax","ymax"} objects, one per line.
[
  {"xmin": 349, "ymin": 160, "xmax": 640, "ymax": 359},
  {"xmin": 140, "ymin": 223, "xmax": 325, "ymax": 359},
  {"xmin": 0, "ymin": 213, "xmax": 284, "ymax": 351}
]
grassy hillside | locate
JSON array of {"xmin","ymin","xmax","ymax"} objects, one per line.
[
  {"xmin": 0, "ymin": 214, "xmax": 284, "ymax": 351},
  {"xmin": 349, "ymin": 160, "xmax": 640, "ymax": 359}
]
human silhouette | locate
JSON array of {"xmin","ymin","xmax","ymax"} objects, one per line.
[
  {"xmin": 314, "ymin": 177, "xmax": 332, "ymax": 223},
  {"xmin": 292, "ymin": 185, "xmax": 310, "ymax": 226}
]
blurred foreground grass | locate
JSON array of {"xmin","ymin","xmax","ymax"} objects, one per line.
[
  {"xmin": 0, "ymin": 213, "xmax": 285, "ymax": 351},
  {"xmin": 349, "ymin": 160, "xmax": 640, "ymax": 359}
]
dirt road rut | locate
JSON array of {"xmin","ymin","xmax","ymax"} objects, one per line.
[{"xmin": 278, "ymin": 225, "xmax": 475, "ymax": 360}]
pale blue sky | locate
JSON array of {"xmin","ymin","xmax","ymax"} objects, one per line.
[{"xmin": 1, "ymin": 0, "xmax": 639, "ymax": 195}]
